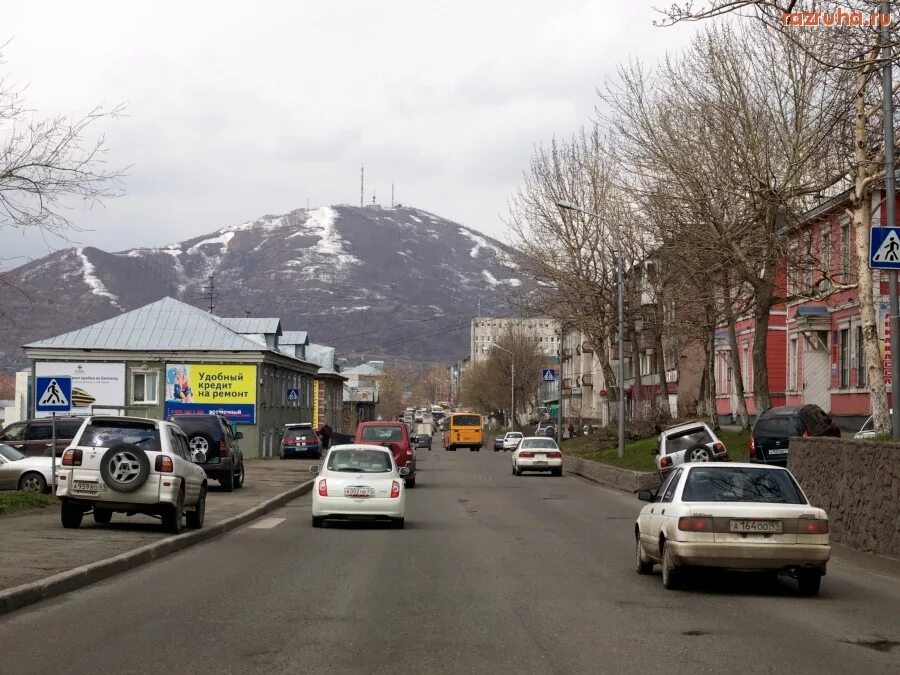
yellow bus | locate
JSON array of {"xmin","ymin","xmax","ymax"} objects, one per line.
[{"xmin": 443, "ymin": 413, "xmax": 484, "ymax": 452}]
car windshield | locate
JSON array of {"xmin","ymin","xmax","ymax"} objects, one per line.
[
  {"xmin": 664, "ymin": 427, "xmax": 713, "ymax": 455},
  {"xmin": 78, "ymin": 421, "xmax": 161, "ymax": 451},
  {"xmin": 327, "ymin": 448, "xmax": 393, "ymax": 473},
  {"xmin": 754, "ymin": 416, "xmax": 804, "ymax": 437},
  {"xmin": 506, "ymin": 433, "xmax": 523, "ymax": 439},
  {"xmin": 0, "ymin": 444, "xmax": 25, "ymax": 461},
  {"xmin": 360, "ymin": 426, "xmax": 404, "ymax": 442},
  {"xmin": 170, "ymin": 417, "xmax": 217, "ymax": 434},
  {"xmin": 452, "ymin": 415, "xmax": 480, "ymax": 427},
  {"xmin": 520, "ymin": 438, "xmax": 558, "ymax": 449},
  {"xmin": 682, "ymin": 467, "xmax": 806, "ymax": 504},
  {"xmin": 283, "ymin": 429, "xmax": 317, "ymax": 442}
]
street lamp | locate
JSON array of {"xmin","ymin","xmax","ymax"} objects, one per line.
[
  {"xmin": 490, "ymin": 343, "xmax": 515, "ymax": 429},
  {"xmin": 557, "ymin": 200, "xmax": 626, "ymax": 459}
]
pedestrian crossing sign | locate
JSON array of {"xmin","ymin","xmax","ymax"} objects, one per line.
[
  {"xmin": 35, "ymin": 376, "xmax": 72, "ymax": 412},
  {"xmin": 542, "ymin": 369, "xmax": 557, "ymax": 382},
  {"xmin": 287, "ymin": 388, "xmax": 300, "ymax": 402},
  {"xmin": 870, "ymin": 227, "xmax": 900, "ymax": 269}
]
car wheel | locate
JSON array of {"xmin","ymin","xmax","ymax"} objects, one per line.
[
  {"xmin": 233, "ymin": 462, "xmax": 245, "ymax": 489},
  {"xmin": 513, "ymin": 465, "xmax": 521, "ymax": 476},
  {"xmin": 551, "ymin": 467, "xmax": 563, "ymax": 477},
  {"xmin": 186, "ymin": 487, "xmax": 206, "ymax": 529},
  {"xmin": 18, "ymin": 472, "xmax": 48, "ymax": 494},
  {"xmin": 635, "ymin": 535, "xmax": 654, "ymax": 574},
  {"xmin": 393, "ymin": 517, "xmax": 405, "ymax": 529},
  {"xmin": 162, "ymin": 492, "xmax": 184, "ymax": 534},
  {"xmin": 661, "ymin": 541, "xmax": 684, "ymax": 590},
  {"xmin": 61, "ymin": 502, "xmax": 84, "ymax": 529},
  {"xmin": 312, "ymin": 516, "xmax": 324, "ymax": 528},
  {"xmin": 687, "ymin": 444, "xmax": 712, "ymax": 463},
  {"xmin": 220, "ymin": 467, "xmax": 235, "ymax": 492},
  {"xmin": 796, "ymin": 569, "xmax": 822, "ymax": 596},
  {"xmin": 92, "ymin": 509, "xmax": 113, "ymax": 524},
  {"xmin": 99, "ymin": 443, "xmax": 151, "ymax": 493},
  {"xmin": 406, "ymin": 476, "xmax": 416, "ymax": 489},
  {"xmin": 188, "ymin": 433, "xmax": 215, "ymax": 463}
]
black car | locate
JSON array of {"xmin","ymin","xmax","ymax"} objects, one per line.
[
  {"xmin": 0, "ymin": 417, "xmax": 85, "ymax": 457},
  {"xmin": 749, "ymin": 405, "xmax": 840, "ymax": 466},
  {"xmin": 168, "ymin": 414, "xmax": 245, "ymax": 491}
]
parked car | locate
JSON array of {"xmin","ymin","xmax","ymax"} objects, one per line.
[
  {"xmin": 493, "ymin": 435, "xmax": 505, "ymax": 451},
  {"xmin": 280, "ymin": 423, "xmax": 321, "ymax": 459},
  {"xmin": 413, "ymin": 432, "xmax": 432, "ymax": 450},
  {"xmin": 749, "ymin": 405, "xmax": 840, "ymax": 466},
  {"xmin": 535, "ymin": 423, "xmax": 556, "ymax": 438},
  {"xmin": 512, "ymin": 437, "xmax": 563, "ymax": 476},
  {"xmin": 309, "ymin": 444, "xmax": 409, "ymax": 528},
  {"xmin": 168, "ymin": 414, "xmax": 245, "ymax": 491},
  {"xmin": 0, "ymin": 443, "xmax": 54, "ymax": 493},
  {"xmin": 56, "ymin": 416, "xmax": 207, "ymax": 533},
  {"xmin": 501, "ymin": 431, "xmax": 524, "ymax": 451},
  {"xmin": 0, "ymin": 417, "xmax": 86, "ymax": 457},
  {"xmin": 853, "ymin": 409, "xmax": 893, "ymax": 439},
  {"xmin": 635, "ymin": 462, "xmax": 830, "ymax": 595},
  {"xmin": 652, "ymin": 421, "xmax": 727, "ymax": 476},
  {"xmin": 355, "ymin": 422, "xmax": 416, "ymax": 488}
]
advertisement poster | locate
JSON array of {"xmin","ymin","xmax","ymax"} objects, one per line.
[
  {"xmin": 164, "ymin": 364, "xmax": 257, "ymax": 424},
  {"xmin": 35, "ymin": 362, "xmax": 125, "ymax": 417},
  {"xmin": 312, "ymin": 380, "xmax": 320, "ymax": 428}
]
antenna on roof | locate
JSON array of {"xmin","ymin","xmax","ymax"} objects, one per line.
[
  {"xmin": 244, "ymin": 309, "xmax": 252, "ymax": 318},
  {"xmin": 372, "ymin": 189, "xmax": 376, "ymax": 205},
  {"xmin": 202, "ymin": 274, "xmax": 216, "ymax": 314},
  {"xmin": 360, "ymin": 164, "xmax": 364, "ymax": 208}
]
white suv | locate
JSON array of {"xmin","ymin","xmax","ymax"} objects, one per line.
[
  {"xmin": 501, "ymin": 432, "xmax": 524, "ymax": 451},
  {"xmin": 56, "ymin": 416, "xmax": 208, "ymax": 534},
  {"xmin": 652, "ymin": 421, "xmax": 728, "ymax": 476}
]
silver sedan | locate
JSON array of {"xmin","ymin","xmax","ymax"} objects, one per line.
[{"xmin": 0, "ymin": 443, "xmax": 55, "ymax": 493}]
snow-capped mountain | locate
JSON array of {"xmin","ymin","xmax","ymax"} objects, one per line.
[{"xmin": 0, "ymin": 205, "xmax": 523, "ymax": 369}]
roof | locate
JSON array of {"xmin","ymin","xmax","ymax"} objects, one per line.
[
  {"xmin": 306, "ymin": 343, "xmax": 335, "ymax": 370},
  {"xmin": 24, "ymin": 297, "xmax": 274, "ymax": 352},
  {"xmin": 280, "ymin": 331, "xmax": 309, "ymax": 345},
  {"xmin": 214, "ymin": 317, "xmax": 282, "ymax": 335},
  {"xmin": 343, "ymin": 362, "xmax": 383, "ymax": 376}
]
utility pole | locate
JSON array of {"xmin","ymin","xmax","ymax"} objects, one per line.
[
  {"xmin": 202, "ymin": 274, "xmax": 216, "ymax": 314},
  {"xmin": 883, "ymin": 1, "xmax": 900, "ymax": 440}
]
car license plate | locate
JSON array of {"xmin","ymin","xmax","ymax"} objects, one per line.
[
  {"xmin": 533, "ymin": 460, "xmax": 548, "ymax": 465},
  {"xmin": 767, "ymin": 448, "xmax": 788, "ymax": 455},
  {"xmin": 72, "ymin": 480, "xmax": 105, "ymax": 493},
  {"xmin": 344, "ymin": 487, "xmax": 374, "ymax": 497},
  {"xmin": 730, "ymin": 520, "xmax": 783, "ymax": 534}
]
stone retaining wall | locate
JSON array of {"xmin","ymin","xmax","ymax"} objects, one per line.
[
  {"xmin": 564, "ymin": 456, "xmax": 661, "ymax": 493},
  {"xmin": 789, "ymin": 437, "xmax": 900, "ymax": 558}
]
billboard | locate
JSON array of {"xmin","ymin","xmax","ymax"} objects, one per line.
[
  {"xmin": 164, "ymin": 364, "xmax": 257, "ymax": 424},
  {"xmin": 34, "ymin": 362, "xmax": 126, "ymax": 417}
]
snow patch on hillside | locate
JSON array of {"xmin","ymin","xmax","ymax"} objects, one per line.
[
  {"xmin": 459, "ymin": 227, "xmax": 500, "ymax": 259},
  {"xmin": 76, "ymin": 248, "xmax": 121, "ymax": 309},
  {"xmin": 482, "ymin": 270, "xmax": 521, "ymax": 287},
  {"xmin": 298, "ymin": 206, "xmax": 360, "ymax": 267},
  {"xmin": 187, "ymin": 231, "xmax": 234, "ymax": 254}
]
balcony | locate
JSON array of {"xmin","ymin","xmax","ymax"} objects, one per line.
[
  {"xmin": 637, "ymin": 332, "xmax": 655, "ymax": 351},
  {"xmin": 581, "ymin": 373, "xmax": 593, "ymax": 387},
  {"xmin": 562, "ymin": 378, "xmax": 574, "ymax": 388},
  {"xmin": 581, "ymin": 341, "xmax": 594, "ymax": 353},
  {"xmin": 611, "ymin": 341, "xmax": 632, "ymax": 360},
  {"xmin": 562, "ymin": 347, "xmax": 574, "ymax": 360}
]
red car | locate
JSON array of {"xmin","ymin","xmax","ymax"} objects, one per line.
[{"xmin": 354, "ymin": 422, "xmax": 417, "ymax": 488}]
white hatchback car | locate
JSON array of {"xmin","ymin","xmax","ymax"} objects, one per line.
[
  {"xmin": 310, "ymin": 444, "xmax": 408, "ymax": 528},
  {"xmin": 652, "ymin": 421, "xmax": 728, "ymax": 476},
  {"xmin": 56, "ymin": 416, "xmax": 208, "ymax": 534},
  {"xmin": 501, "ymin": 432, "xmax": 524, "ymax": 451},
  {"xmin": 512, "ymin": 437, "xmax": 563, "ymax": 476},
  {"xmin": 635, "ymin": 462, "xmax": 830, "ymax": 595}
]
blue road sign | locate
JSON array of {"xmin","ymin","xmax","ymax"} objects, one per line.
[
  {"xmin": 870, "ymin": 226, "xmax": 900, "ymax": 269},
  {"xmin": 35, "ymin": 376, "xmax": 72, "ymax": 412},
  {"xmin": 287, "ymin": 388, "xmax": 301, "ymax": 401},
  {"xmin": 541, "ymin": 369, "xmax": 557, "ymax": 382}
]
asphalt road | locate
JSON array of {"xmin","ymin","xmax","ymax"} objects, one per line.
[{"xmin": 2, "ymin": 438, "xmax": 900, "ymax": 674}]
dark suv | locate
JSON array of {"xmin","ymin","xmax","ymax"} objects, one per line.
[
  {"xmin": 168, "ymin": 414, "xmax": 245, "ymax": 491},
  {"xmin": 749, "ymin": 405, "xmax": 840, "ymax": 466},
  {"xmin": 280, "ymin": 423, "xmax": 321, "ymax": 459},
  {"xmin": 0, "ymin": 417, "xmax": 85, "ymax": 457}
]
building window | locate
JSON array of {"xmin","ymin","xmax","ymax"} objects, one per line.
[
  {"xmin": 822, "ymin": 229, "xmax": 831, "ymax": 292},
  {"xmin": 856, "ymin": 325, "xmax": 866, "ymax": 387},
  {"xmin": 789, "ymin": 337, "xmax": 798, "ymax": 390},
  {"xmin": 841, "ymin": 222, "xmax": 850, "ymax": 282},
  {"xmin": 132, "ymin": 371, "xmax": 159, "ymax": 404},
  {"xmin": 840, "ymin": 328, "xmax": 850, "ymax": 389}
]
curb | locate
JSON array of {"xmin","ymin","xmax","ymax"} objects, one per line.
[
  {"xmin": 0, "ymin": 479, "xmax": 314, "ymax": 617},
  {"xmin": 563, "ymin": 456, "xmax": 661, "ymax": 493}
]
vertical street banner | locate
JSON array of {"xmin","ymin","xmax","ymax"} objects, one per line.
[
  {"xmin": 885, "ymin": 314, "xmax": 893, "ymax": 385},
  {"xmin": 164, "ymin": 364, "xmax": 257, "ymax": 424},
  {"xmin": 313, "ymin": 380, "xmax": 320, "ymax": 429}
]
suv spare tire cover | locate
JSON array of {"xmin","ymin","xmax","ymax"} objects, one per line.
[
  {"xmin": 187, "ymin": 431, "xmax": 217, "ymax": 462},
  {"xmin": 100, "ymin": 443, "xmax": 151, "ymax": 493}
]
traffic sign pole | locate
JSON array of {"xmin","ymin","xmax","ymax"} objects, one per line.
[
  {"xmin": 884, "ymin": 1, "xmax": 900, "ymax": 440},
  {"xmin": 51, "ymin": 412, "xmax": 57, "ymax": 489}
]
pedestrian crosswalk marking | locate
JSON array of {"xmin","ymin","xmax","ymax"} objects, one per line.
[
  {"xmin": 873, "ymin": 230, "xmax": 900, "ymax": 262},
  {"xmin": 38, "ymin": 379, "xmax": 69, "ymax": 407},
  {"xmin": 248, "ymin": 517, "xmax": 286, "ymax": 529}
]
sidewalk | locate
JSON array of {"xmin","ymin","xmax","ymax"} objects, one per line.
[{"xmin": 0, "ymin": 458, "xmax": 316, "ymax": 592}]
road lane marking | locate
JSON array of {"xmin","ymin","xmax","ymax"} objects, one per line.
[{"xmin": 248, "ymin": 517, "xmax": 286, "ymax": 529}]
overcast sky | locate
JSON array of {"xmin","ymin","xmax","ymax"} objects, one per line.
[{"xmin": 1, "ymin": 1, "xmax": 699, "ymax": 269}]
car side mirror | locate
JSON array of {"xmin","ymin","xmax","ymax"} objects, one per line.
[
  {"xmin": 399, "ymin": 467, "xmax": 410, "ymax": 477},
  {"xmin": 235, "ymin": 432, "xmax": 244, "ymax": 440},
  {"xmin": 309, "ymin": 465, "xmax": 320, "ymax": 474},
  {"xmin": 637, "ymin": 490, "xmax": 655, "ymax": 502}
]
